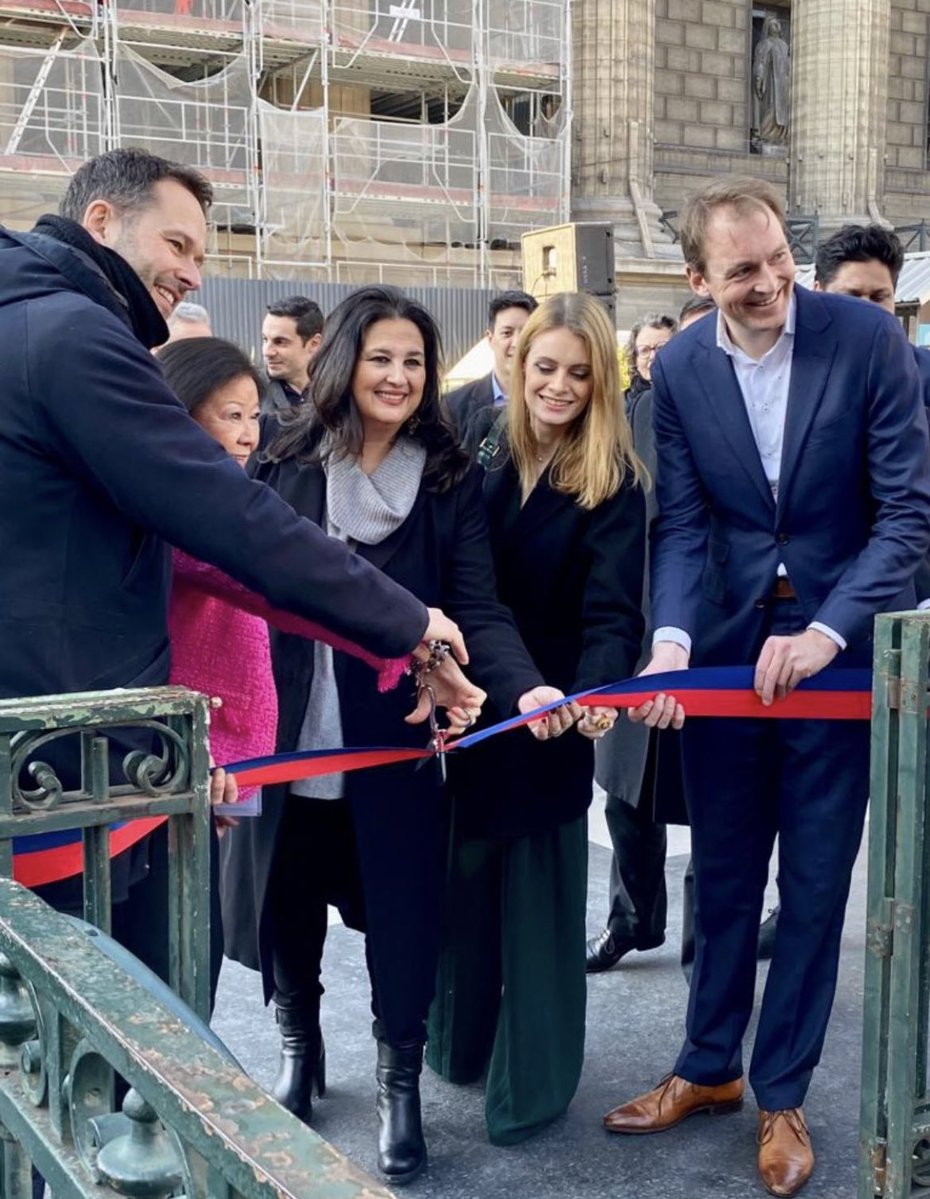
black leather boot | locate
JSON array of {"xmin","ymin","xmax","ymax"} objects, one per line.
[
  {"xmin": 375, "ymin": 1038, "xmax": 427, "ymax": 1185},
  {"xmin": 271, "ymin": 1006, "xmax": 326, "ymax": 1124}
]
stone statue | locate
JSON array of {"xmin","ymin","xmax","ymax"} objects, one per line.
[{"xmin": 752, "ymin": 16, "xmax": 790, "ymax": 152}]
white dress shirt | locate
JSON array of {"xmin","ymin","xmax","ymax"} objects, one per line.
[{"xmin": 654, "ymin": 294, "xmax": 846, "ymax": 655}]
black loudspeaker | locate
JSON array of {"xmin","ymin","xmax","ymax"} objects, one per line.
[
  {"xmin": 573, "ymin": 225, "xmax": 614, "ymax": 295},
  {"xmin": 590, "ymin": 291, "xmax": 616, "ymax": 325}
]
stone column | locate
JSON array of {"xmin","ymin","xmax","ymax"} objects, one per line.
[
  {"xmin": 789, "ymin": 0, "xmax": 891, "ymax": 228},
  {"xmin": 571, "ymin": 0, "xmax": 677, "ymax": 257}
]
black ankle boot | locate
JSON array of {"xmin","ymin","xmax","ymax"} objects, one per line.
[
  {"xmin": 375, "ymin": 1039, "xmax": 426, "ymax": 1185},
  {"xmin": 271, "ymin": 1006, "xmax": 325, "ymax": 1124}
]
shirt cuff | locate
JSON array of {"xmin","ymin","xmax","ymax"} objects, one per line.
[
  {"xmin": 808, "ymin": 621, "xmax": 847, "ymax": 651},
  {"xmin": 918, "ymin": 600, "xmax": 930, "ymax": 611},
  {"xmin": 652, "ymin": 627, "xmax": 693, "ymax": 656}
]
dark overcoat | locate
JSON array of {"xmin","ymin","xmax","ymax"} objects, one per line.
[
  {"xmin": 449, "ymin": 430, "xmax": 646, "ymax": 840},
  {"xmin": 221, "ymin": 457, "xmax": 543, "ymax": 1026},
  {"xmin": 444, "ymin": 373, "xmax": 495, "ymax": 439}
]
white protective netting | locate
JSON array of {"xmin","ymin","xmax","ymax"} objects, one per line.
[
  {"xmin": 0, "ymin": 39, "xmax": 105, "ymax": 176},
  {"xmin": 115, "ymin": 45, "xmax": 255, "ymax": 226},
  {"xmin": 485, "ymin": 85, "xmax": 566, "ymax": 244},
  {"xmin": 331, "ymin": 0, "xmax": 474, "ymax": 68},
  {"xmin": 115, "ymin": 0, "xmax": 243, "ymax": 27},
  {"xmin": 331, "ymin": 87, "xmax": 479, "ymax": 251},
  {"xmin": 259, "ymin": 0, "xmax": 324, "ymax": 45},
  {"xmin": 258, "ymin": 100, "xmax": 327, "ymax": 266},
  {"xmin": 485, "ymin": 0, "xmax": 565, "ymax": 71}
]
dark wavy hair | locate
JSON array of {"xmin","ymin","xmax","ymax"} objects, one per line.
[
  {"xmin": 155, "ymin": 336, "xmax": 262, "ymax": 415},
  {"xmin": 265, "ymin": 285, "xmax": 468, "ymax": 492}
]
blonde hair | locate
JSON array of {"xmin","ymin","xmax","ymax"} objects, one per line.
[{"xmin": 507, "ymin": 293, "xmax": 646, "ymax": 510}]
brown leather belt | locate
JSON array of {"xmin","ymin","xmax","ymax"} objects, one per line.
[{"xmin": 772, "ymin": 577, "xmax": 797, "ymax": 600}]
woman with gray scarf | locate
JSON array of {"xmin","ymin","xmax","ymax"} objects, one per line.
[{"xmin": 220, "ymin": 286, "xmax": 572, "ymax": 1185}]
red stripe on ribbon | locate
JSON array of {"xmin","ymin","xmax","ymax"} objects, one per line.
[
  {"xmin": 13, "ymin": 816, "xmax": 168, "ymax": 889},
  {"xmin": 230, "ymin": 747, "xmax": 434, "ymax": 789}
]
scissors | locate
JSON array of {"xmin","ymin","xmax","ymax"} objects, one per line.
[{"xmin": 423, "ymin": 682, "xmax": 447, "ymax": 784}]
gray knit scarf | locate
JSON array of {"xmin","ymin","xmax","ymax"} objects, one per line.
[
  {"xmin": 325, "ymin": 436, "xmax": 426, "ymax": 545},
  {"xmin": 292, "ymin": 435, "xmax": 426, "ymax": 801}
]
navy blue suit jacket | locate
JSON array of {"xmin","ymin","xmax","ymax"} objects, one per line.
[{"xmin": 650, "ymin": 287, "xmax": 930, "ymax": 667}]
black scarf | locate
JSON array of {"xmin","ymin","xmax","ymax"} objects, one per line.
[{"xmin": 33, "ymin": 214, "xmax": 169, "ymax": 349}]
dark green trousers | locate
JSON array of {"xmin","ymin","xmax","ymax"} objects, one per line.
[{"xmin": 426, "ymin": 816, "xmax": 588, "ymax": 1145}]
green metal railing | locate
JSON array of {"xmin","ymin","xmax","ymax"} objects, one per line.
[
  {"xmin": 861, "ymin": 611, "xmax": 930, "ymax": 1197},
  {"xmin": 0, "ymin": 685, "xmax": 394, "ymax": 1199}
]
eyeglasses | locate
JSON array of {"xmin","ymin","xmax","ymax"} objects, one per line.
[{"xmin": 635, "ymin": 344, "xmax": 663, "ymax": 359}]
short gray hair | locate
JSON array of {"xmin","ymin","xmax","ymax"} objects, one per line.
[
  {"xmin": 61, "ymin": 148, "xmax": 213, "ymax": 222},
  {"xmin": 168, "ymin": 301, "xmax": 211, "ymax": 329}
]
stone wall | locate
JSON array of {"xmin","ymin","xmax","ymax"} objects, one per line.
[
  {"xmin": 884, "ymin": 0, "xmax": 930, "ymax": 221},
  {"xmin": 652, "ymin": 0, "xmax": 786, "ymax": 213}
]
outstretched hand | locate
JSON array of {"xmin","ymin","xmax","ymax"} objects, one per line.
[
  {"xmin": 518, "ymin": 686, "xmax": 583, "ymax": 741},
  {"xmin": 209, "ymin": 761, "xmax": 239, "ymax": 835},
  {"xmin": 404, "ymin": 654, "xmax": 486, "ymax": 733},
  {"xmin": 627, "ymin": 642, "xmax": 688, "ymax": 730}
]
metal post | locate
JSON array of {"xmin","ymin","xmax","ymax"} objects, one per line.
[{"xmin": 860, "ymin": 611, "xmax": 930, "ymax": 1197}]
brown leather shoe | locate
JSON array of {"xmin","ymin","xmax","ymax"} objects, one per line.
[
  {"xmin": 757, "ymin": 1108, "xmax": 814, "ymax": 1196},
  {"xmin": 603, "ymin": 1073, "xmax": 744, "ymax": 1134}
]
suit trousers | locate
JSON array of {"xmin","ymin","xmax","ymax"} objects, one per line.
[
  {"xmin": 603, "ymin": 789, "xmax": 667, "ymax": 947},
  {"xmin": 426, "ymin": 816, "xmax": 588, "ymax": 1145},
  {"xmin": 674, "ymin": 598, "xmax": 870, "ymax": 1110}
]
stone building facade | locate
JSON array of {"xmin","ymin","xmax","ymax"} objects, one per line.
[{"xmin": 572, "ymin": 0, "xmax": 930, "ymax": 326}]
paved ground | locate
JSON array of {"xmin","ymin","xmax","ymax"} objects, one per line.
[{"xmin": 212, "ymin": 795, "xmax": 866, "ymax": 1199}]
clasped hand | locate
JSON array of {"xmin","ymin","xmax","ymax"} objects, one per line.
[{"xmin": 627, "ymin": 628, "xmax": 840, "ymax": 729}]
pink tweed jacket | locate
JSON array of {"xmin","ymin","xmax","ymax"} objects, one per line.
[{"xmin": 168, "ymin": 549, "xmax": 409, "ymax": 792}]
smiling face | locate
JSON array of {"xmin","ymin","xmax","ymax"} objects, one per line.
[
  {"xmin": 83, "ymin": 179, "xmax": 207, "ymax": 320},
  {"xmin": 262, "ymin": 314, "xmax": 317, "ymax": 391},
  {"xmin": 522, "ymin": 326, "xmax": 593, "ymax": 438},
  {"xmin": 687, "ymin": 202, "xmax": 795, "ymax": 358},
  {"xmin": 192, "ymin": 374, "xmax": 261, "ymax": 467},
  {"xmin": 816, "ymin": 258, "xmax": 897, "ymax": 314},
  {"xmin": 351, "ymin": 317, "xmax": 426, "ymax": 438},
  {"xmin": 488, "ymin": 305, "xmax": 532, "ymax": 389}
]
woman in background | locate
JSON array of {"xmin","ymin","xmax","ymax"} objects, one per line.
[
  {"xmin": 624, "ymin": 312, "xmax": 676, "ymax": 415},
  {"xmin": 428, "ymin": 292, "xmax": 647, "ymax": 1145}
]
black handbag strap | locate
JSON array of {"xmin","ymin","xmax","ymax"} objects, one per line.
[{"xmin": 475, "ymin": 409, "xmax": 508, "ymax": 471}]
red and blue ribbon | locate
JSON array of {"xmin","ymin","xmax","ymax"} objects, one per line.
[
  {"xmin": 11, "ymin": 666, "xmax": 872, "ymax": 884},
  {"xmin": 222, "ymin": 665, "xmax": 873, "ymax": 790}
]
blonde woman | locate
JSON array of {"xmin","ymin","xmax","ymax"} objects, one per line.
[{"xmin": 427, "ymin": 292, "xmax": 647, "ymax": 1144}]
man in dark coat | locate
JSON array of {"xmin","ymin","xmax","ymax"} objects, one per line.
[
  {"xmin": 0, "ymin": 148, "xmax": 466, "ymax": 971},
  {"xmin": 444, "ymin": 290, "xmax": 537, "ymax": 438},
  {"xmin": 603, "ymin": 177, "xmax": 930, "ymax": 1197},
  {"xmin": 260, "ymin": 294, "xmax": 323, "ymax": 414},
  {"xmin": 814, "ymin": 222, "xmax": 930, "ymax": 604}
]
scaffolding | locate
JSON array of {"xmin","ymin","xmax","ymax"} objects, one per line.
[{"xmin": 0, "ymin": 0, "xmax": 570, "ymax": 283}]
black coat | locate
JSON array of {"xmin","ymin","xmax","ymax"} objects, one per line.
[
  {"xmin": 444, "ymin": 373, "xmax": 496, "ymax": 439},
  {"xmin": 0, "ymin": 225, "xmax": 426, "ymax": 704},
  {"xmin": 450, "ymin": 431, "xmax": 646, "ymax": 839},
  {"xmin": 221, "ymin": 457, "xmax": 544, "ymax": 1014}
]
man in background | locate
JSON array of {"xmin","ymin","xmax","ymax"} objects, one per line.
[
  {"xmin": 445, "ymin": 290, "xmax": 537, "ymax": 437},
  {"xmin": 261, "ymin": 294, "xmax": 323, "ymax": 413}
]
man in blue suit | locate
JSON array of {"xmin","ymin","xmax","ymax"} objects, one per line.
[{"xmin": 602, "ymin": 177, "xmax": 930, "ymax": 1197}]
